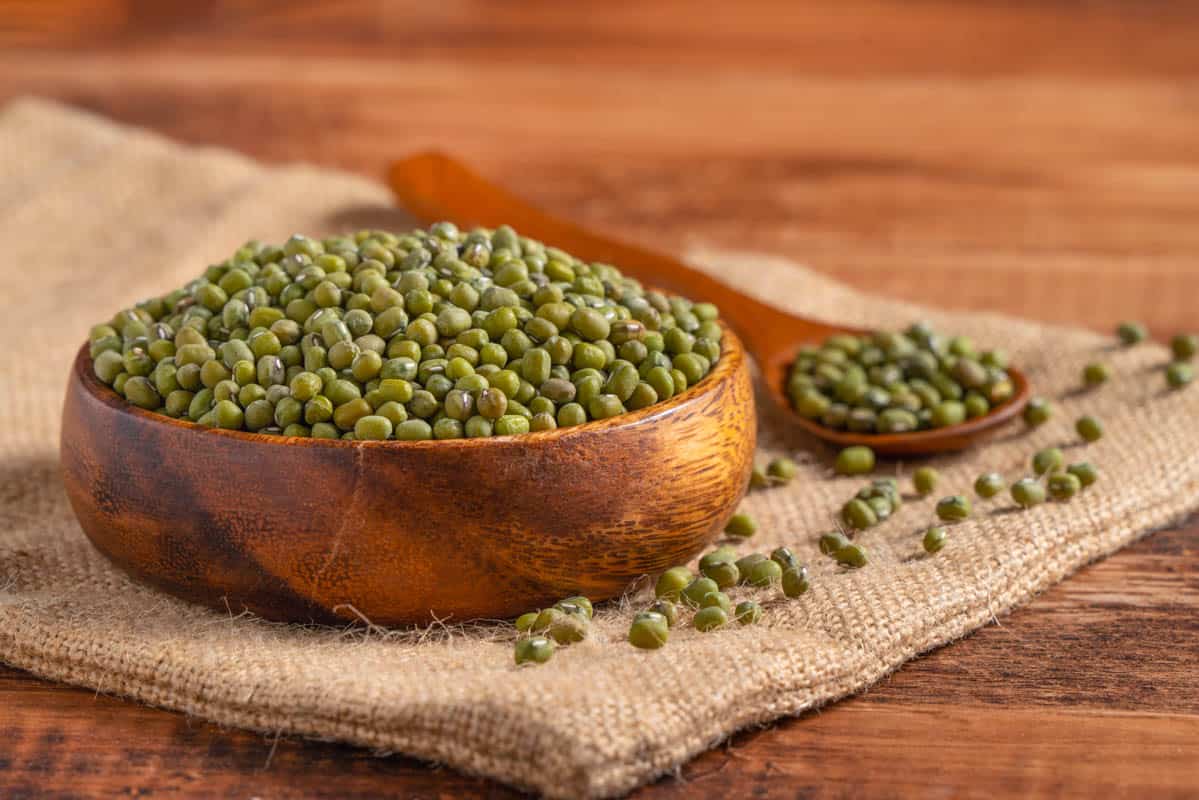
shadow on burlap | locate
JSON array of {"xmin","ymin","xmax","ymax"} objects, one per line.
[{"xmin": 2, "ymin": 98, "xmax": 1197, "ymax": 798}]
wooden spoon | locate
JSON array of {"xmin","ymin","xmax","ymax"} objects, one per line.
[{"xmin": 389, "ymin": 152, "xmax": 1031, "ymax": 455}]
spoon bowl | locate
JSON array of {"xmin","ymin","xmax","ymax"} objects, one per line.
[
  {"xmin": 759, "ymin": 333, "xmax": 1032, "ymax": 455},
  {"xmin": 390, "ymin": 152, "xmax": 1033, "ymax": 455},
  {"xmin": 60, "ymin": 331, "xmax": 754, "ymax": 626}
]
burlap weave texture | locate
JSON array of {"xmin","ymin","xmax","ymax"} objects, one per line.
[{"xmin": 2, "ymin": 98, "xmax": 1197, "ymax": 798}]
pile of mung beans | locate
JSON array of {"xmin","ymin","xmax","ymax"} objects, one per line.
[
  {"xmin": 811, "ymin": 435, "xmax": 1104, "ymax": 565},
  {"xmin": 786, "ymin": 323, "xmax": 1015, "ymax": 434},
  {"xmin": 513, "ymin": 595, "xmax": 595, "ymax": 665},
  {"xmin": 625, "ymin": 458, "xmax": 809, "ymax": 649},
  {"xmin": 508, "ymin": 316, "xmax": 1196, "ymax": 664},
  {"xmin": 511, "ymin": 536, "xmax": 807, "ymax": 661},
  {"xmin": 510, "ymin": 316, "xmax": 1194, "ymax": 665},
  {"xmin": 628, "ymin": 540, "xmax": 806, "ymax": 648},
  {"xmin": 87, "ymin": 224, "xmax": 722, "ymax": 440}
]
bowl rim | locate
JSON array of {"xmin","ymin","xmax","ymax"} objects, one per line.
[{"xmin": 72, "ymin": 320, "xmax": 745, "ymax": 449}]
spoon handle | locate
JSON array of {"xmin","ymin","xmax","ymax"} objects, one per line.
[{"xmin": 388, "ymin": 151, "xmax": 804, "ymax": 363}]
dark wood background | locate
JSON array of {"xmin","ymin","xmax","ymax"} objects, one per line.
[{"xmin": 2, "ymin": 2, "xmax": 1198, "ymax": 797}]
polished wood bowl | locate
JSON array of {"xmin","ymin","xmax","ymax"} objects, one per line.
[{"xmin": 60, "ymin": 329, "xmax": 754, "ymax": 626}]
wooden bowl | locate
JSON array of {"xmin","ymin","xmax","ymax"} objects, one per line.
[{"xmin": 59, "ymin": 327, "xmax": 755, "ymax": 626}]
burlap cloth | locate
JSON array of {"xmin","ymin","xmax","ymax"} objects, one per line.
[{"xmin": 2, "ymin": 97, "xmax": 1197, "ymax": 798}]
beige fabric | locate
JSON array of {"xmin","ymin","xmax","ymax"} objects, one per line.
[{"xmin": 2, "ymin": 97, "xmax": 1197, "ymax": 799}]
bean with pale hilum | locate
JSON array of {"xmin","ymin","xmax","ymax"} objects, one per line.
[{"xmin": 974, "ymin": 472, "xmax": 1006, "ymax": 499}]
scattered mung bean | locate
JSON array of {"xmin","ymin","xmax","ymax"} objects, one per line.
[
  {"xmin": 835, "ymin": 446, "xmax": 876, "ymax": 476},
  {"xmin": 1023, "ymin": 397, "xmax": 1053, "ymax": 428},
  {"xmin": 628, "ymin": 612, "xmax": 670, "ymax": 650},
  {"xmin": 1076, "ymin": 415, "xmax": 1104, "ymax": 443},
  {"xmin": 922, "ymin": 526, "xmax": 947, "ymax": 554},
  {"xmin": 1033, "ymin": 447, "xmax": 1065, "ymax": 476},
  {"xmin": 1048, "ymin": 472, "xmax": 1081, "ymax": 501},
  {"xmin": 514, "ymin": 636, "xmax": 554, "ymax": 665},
  {"xmin": 974, "ymin": 472, "xmax": 1006, "ymax": 499},
  {"xmin": 913, "ymin": 467, "xmax": 939, "ymax": 496},
  {"xmin": 734, "ymin": 600, "xmax": 763, "ymax": 625},
  {"xmin": 1011, "ymin": 478, "xmax": 1047, "ymax": 508},
  {"xmin": 1066, "ymin": 462, "xmax": 1099, "ymax": 488},
  {"xmin": 725, "ymin": 512, "xmax": 758, "ymax": 538},
  {"xmin": 693, "ymin": 606, "xmax": 728, "ymax": 632},
  {"xmin": 935, "ymin": 495, "xmax": 972, "ymax": 522}
]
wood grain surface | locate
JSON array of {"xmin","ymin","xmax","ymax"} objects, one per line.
[{"xmin": 3, "ymin": 1, "xmax": 1199, "ymax": 797}]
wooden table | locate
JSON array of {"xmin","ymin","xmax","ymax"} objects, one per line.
[{"xmin": 3, "ymin": 3, "xmax": 1198, "ymax": 797}]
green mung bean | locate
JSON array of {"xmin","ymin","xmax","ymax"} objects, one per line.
[
  {"xmin": 1117, "ymin": 322, "xmax": 1147, "ymax": 346},
  {"xmin": 781, "ymin": 566, "xmax": 810, "ymax": 598},
  {"xmin": 699, "ymin": 546, "xmax": 737, "ymax": 572},
  {"xmin": 734, "ymin": 600, "xmax": 763, "ymax": 625},
  {"xmin": 1076, "ymin": 415, "xmax": 1104, "ymax": 443},
  {"xmin": 701, "ymin": 559, "xmax": 740, "ymax": 589},
  {"xmin": 766, "ymin": 457, "xmax": 799, "ymax": 485},
  {"xmin": 1066, "ymin": 462, "xmax": 1099, "ymax": 488},
  {"xmin": 514, "ymin": 636, "xmax": 554, "ymax": 665},
  {"xmin": 744, "ymin": 558, "xmax": 783, "ymax": 587},
  {"xmin": 835, "ymin": 543, "xmax": 868, "ymax": 568},
  {"xmin": 935, "ymin": 495, "xmax": 972, "ymax": 522},
  {"xmin": 681, "ymin": 577, "xmax": 721, "ymax": 608},
  {"xmin": 842, "ymin": 498, "xmax": 878, "ymax": 530},
  {"xmin": 835, "ymin": 446, "xmax": 875, "ymax": 476},
  {"xmin": 749, "ymin": 465, "xmax": 771, "ymax": 490},
  {"xmin": 1083, "ymin": 362, "xmax": 1110, "ymax": 387},
  {"xmin": 655, "ymin": 566, "xmax": 693, "ymax": 600},
  {"xmin": 647, "ymin": 599, "xmax": 678, "ymax": 628},
  {"xmin": 1166, "ymin": 362, "xmax": 1193, "ymax": 389},
  {"xmin": 913, "ymin": 467, "xmax": 939, "ymax": 496},
  {"xmin": 725, "ymin": 512, "xmax": 758, "ymax": 538},
  {"xmin": 628, "ymin": 612, "xmax": 669, "ymax": 650},
  {"xmin": 922, "ymin": 526, "xmax": 947, "ymax": 554},
  {"xmin": 1011, "ymin": 478, "xmax": 1046, "ymax": 508},
  {"xmin": 1033, "ymin": 447, "xmax": 1065, "ymax": 476},
  {"xmin": 1048, "ymin": 472, "xmax": 1082, "ymax": 501},
  {"xmin": 700, "ymin": 591, "xmax": 732, "ymax": 614},
  {"xmin": 770, "ymin": 546, "xmax": 799, "ymax": 571},
  {"xmin": 734, "ymin": 553, "xmax": 768, "ymax": 581},
  {"xmin": 692, "ymin": 606, "xmax": 728, "ymax": 632},
  {"xmin": 1023, "ymin": 397, "xmax": 1053, "ymax": 428},
  {"xmin": 819, "ymin": 531, "xmax": 850, "ymax": 556},
  {"xmin": 974, "ymin": 472, "xmax": 1006, "ymax": 499},
  {"xmin": 1171, "ymin": 334, "xmax": 1197, "ymax": 361}
]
